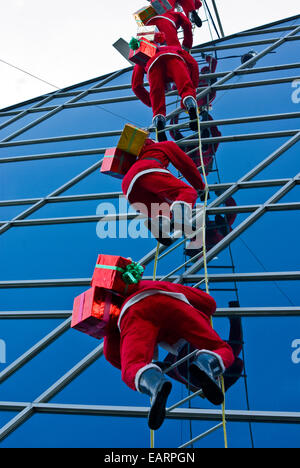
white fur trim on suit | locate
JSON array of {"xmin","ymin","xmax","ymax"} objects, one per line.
[
  {"xmin": 196, "ymin": 349, "xmax": 226, "ymax": 374},
  {"xmin": 135, "ymin": 363, "xmax": 163, "ymax": 392},
  {"xmin": 125, "ymin": 168, "xmax": 170, "ymax": 199},
  {"xmin": 182, "ymin": 95, "xmax": 197, "ymax": 107},
  {"xmin": 170, "ymin": 200, "xmax": 192, "ymax": 211},
  {"xmin": 118, "ymin": 290, "xmax": 191, "ymax": 329},
  {"xmin": 146, "ymin": 16, "xmax": 177, "ymax": 29},
  {"xmin": 152, "ymin": 113, "xmax": 166, "ymax": 123}
]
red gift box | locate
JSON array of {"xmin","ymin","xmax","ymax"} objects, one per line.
[
  {"xmin": 91, "ymin": 255, "xmax": 145, "ymax": 296},
  {"xmin": 128, "ymin": 37, "xmax": 157, "ymax": 66},
  {"xmin": 101, "ymin": 147, "xmax": 137, "ymax": 179},
  {"xmin": 71, "ymin": 287, "xmax": 121, "ymax": 339},
  {"xmin": 151, "ymin": 0, "xmax": 172, "ymax": 15}
]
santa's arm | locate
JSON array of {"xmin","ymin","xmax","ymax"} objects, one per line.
[
  {"xmin": 131, "ymin": 64, "xmax": 152, "ymax": 107},
  {"xmin": 166, "ymin": 141, "xmax": 205, "ymax": 190},
  {"xmin": 179, "ymin": 13, "xmax": 193, "ymax": 51},
  {"xmin": 178, "ymin": 284, "xmax": 217, "ymax": 318}
]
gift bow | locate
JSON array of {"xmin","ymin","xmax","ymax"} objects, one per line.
[
  {"xmin": 122, "ymin": 262, "xmax": 145, "ymax": 284},
  {"xmin": 95, "ymin": 261, "xmax": 144, "ymax": 285},
  {"xmin": 129, "ymin": 37, "xmax": 140, "ymax": 50}
]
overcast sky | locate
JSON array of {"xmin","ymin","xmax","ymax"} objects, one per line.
[{"xmin": 0, "ymin": 0, "xmax": 299, "ymax": 109}]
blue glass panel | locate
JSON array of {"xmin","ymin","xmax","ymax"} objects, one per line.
[
  {"xmin": 35, "ymin": 95, "xmax": 73, "ymax": 107},
  {"xmin": 249, "ymin": 36, "xmax": 300, "ymax": 68},
  {"xmin": 0, "ymin": 111, "xmax": 49, "ymax": 141},
  {"xmin": 10, "ymin": 102, "xmax": 151, "ymax": 142},
  {"xmin": 1, "ymin": 154, "xmax": 101, "ymax": 199},
  {"xmin": 206, "ymin": 19, "xmax": 300, "ymax": 46},
  {"xmin": 0, "ymin": 18, "xmax": 299, "ymax": 449},
  {"xmin": 210, "ymin": 81, "xmax": 299, "ymax": 118},
  {"xmin": 75, "ymin": 86, "xmax": 136, "ymax": 102},
  {"xmin": 0, "ymin": 205, "xmax": 32, "ymax": 220}
]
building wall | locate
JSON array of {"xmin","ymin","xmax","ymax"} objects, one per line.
[{"xmin": 0, "ymin": 15, "xmax": 299, "ymax": 448}]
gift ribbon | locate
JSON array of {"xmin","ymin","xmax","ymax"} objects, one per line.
[
  {"xmin": 152, "ymin": 0, "xmax": 171, "ymax": 13},
  {"xmin": 95, "ymin": 262, "xmax": 144, "ymax": 285},
  {"xmin": 126, "ymin": 128, "xmax": 138, "ymax": 153},
  {"xmin": 135, "ymin": 8, "xmax": 156, "ymax": 23}
]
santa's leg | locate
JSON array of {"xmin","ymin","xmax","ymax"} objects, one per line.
[
  {"xmin": 129, "ymin": 171, "xmax": 198, "ymax": 243},
  {"xmin": 157, "ymin": 295, "xmax": 235, "ymax": 405},
  {"xmin": 166, "ymin": 56, "xmax": 199, "ymax": 131},
  {"xmin": 175, "ymin": 0, "xmax": 203, "ymax": 26},
  {"xmin": 148, "ymin": 64, "xmax": 168, "ymax": 142},
  {"xmin": 120, "ymin": 313, "xmax": 172, "ymax": 430}
]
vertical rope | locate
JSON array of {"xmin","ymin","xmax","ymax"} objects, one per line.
[
  {"xmin": 195, "ymin": 110, "xmax": 228, "ymax": 449},
  {"xmin": 149, "ymin": 129, "xmax": 162, "ymax": 449}
]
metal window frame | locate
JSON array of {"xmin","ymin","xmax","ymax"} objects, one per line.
[{"xmin": 0, "ymin": 18, "xmax": 300, "ymax": 448}]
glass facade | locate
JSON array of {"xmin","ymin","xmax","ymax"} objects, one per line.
[{"xmin": 0, "ymin": 14, "xmax": 299, "ymax": 448}]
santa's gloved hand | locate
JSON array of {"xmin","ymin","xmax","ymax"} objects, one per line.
[{"xmin": 182, "ymin": 45, "xmax": 191, "ymax": 54}]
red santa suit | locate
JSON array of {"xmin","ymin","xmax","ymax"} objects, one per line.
[
  {"xmin": 131, "ymin": 45, "xmax": 199, "ymax": 119},
  {"xmin": 145, "ymin": 10, "xmax": 193, "ymax": 50},
  {"xmin": 170, "ymin": 0, "xmax": 202, "ymax": 18},
  {"xmin": 103, "ymin": 280, "xmax": 235, "ymax": 391},
  {"xmin": 198, "ymin": 55, "xmax": 218, "ymax": 108},
  {"xmin": 121, "ymin": 139, "xmax": 205, "ymax": 219}
]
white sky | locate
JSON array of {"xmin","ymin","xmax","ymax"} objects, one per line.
[{"xmin": 0, "ymin": 0, "xmax": 299, "ymax": 109}]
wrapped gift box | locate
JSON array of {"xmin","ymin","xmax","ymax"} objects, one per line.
[
  {"xmin": 133, "ymin": 5, "xmax": 157, "ymax": 26},
  {"xmin": 151, "ymin": 0, "xmax": 172, "ymax": 15},
  {"xmin": 117, "ymin": 123, "xmax": 149, "ymax": 157},
  {"xmin": 129, "ymin": 37, "xmax": 158, "ymax": 66},
  {"xmin": 137, "ymin": 25, "xmax": 159, "ymax": 42},
  {"xmin": 91, "ymin": 254, "xmax": 145, "ymax": 296},
  {"xmin": 71, "ymin": 287, "xmax": 121, "ymax": 339},
  {"xmin": 101, "ymin": 147, "xmax": 137, "ymax": 179}
]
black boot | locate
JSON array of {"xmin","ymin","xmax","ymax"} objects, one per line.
[
  {"xmin": 153, "ymin": 115, "xmax": 168, "ymax": 142},
  {"xmin": 138, "ymin": 367, "xmax": 172, "ymax": 430},
  {"xmin": 183, "ymin": 97, "xmax": 198, "ymax": 132},
  {"xmin": 189, "ymin": 352, "xmax": 224, "ymax": 405},
  {"xmin": 190, "ymin": 10, "xmax": 202, "ymax": 27},
  {"xmin": 145, "ymin": 216, "xmax": 173, "ymax": 247}
]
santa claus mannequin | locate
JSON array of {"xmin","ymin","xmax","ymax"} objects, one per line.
[
  {"xmin": 103, "ymin": 279, "xmax": 235, "ymax": 430},
  {"xmin": 121, "ymin": 138, "xmax": 205, "ymax": 246},
  {"xmin": 168, "ymin": 0, "xmax": 203, "ymax": 26},
  {"xmin": 144, "ymin": 9, "xmax": 193, "ymax": 51},
  {"xmin": 198, "ymin": 54, "xmax": 218, "ymax": 110},
  {"xmin": 131, "ymin": 44, "xmax": 200, "ymax": 140}
]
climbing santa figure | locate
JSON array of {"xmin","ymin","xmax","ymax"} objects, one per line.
[
  {"xmin": 198, "ymin": 53, "xmax": 218, "ymax": 110},
  {"xmin": 130, "ymin": 32, "xmax": 200, "ymax": 141},
  {"xmin": 143, "ymin": 8, "xmax": 194, "ymax": 51},
  {"xmin": 73, "ymin": 254, "xmax": 235, "ymax": 431},
  {"xmin": 167, "ymin": 0, "xmax": 203, "ymax": 27},
  {"xmin": 72, "ymin": 255, "xmax": 235, "ymax": 430},
  {"xmin": 121, "ymin": 137, "xmax": 206, "ymax": 246}
]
